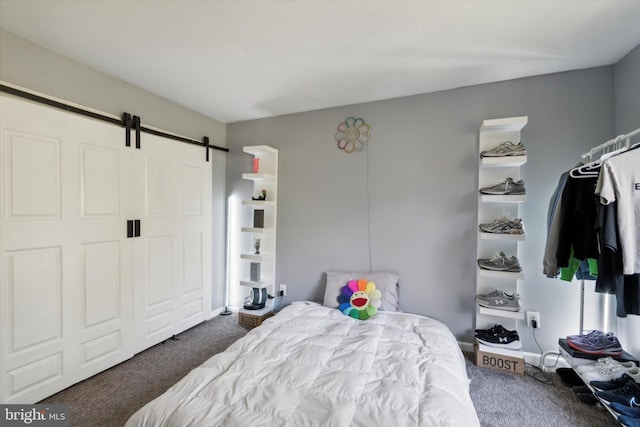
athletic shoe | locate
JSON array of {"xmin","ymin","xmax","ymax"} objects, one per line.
[
  {"xmin": 556, "ymin": 367, "xmax": 585, "ymax": 387},
  {"xmin": 571, "ymin": 385, "xmax": 592, "ymax": 394},
  {"xmin": 576, "ymin": 357, "xmax": 636, "ymax": 374},
  {"xmin": 475, "ymin": 289, "xmax": 521, "ymax": 311},
  {"xmin": 480, "ymin": 141, "xmax": 527, "ymax": 158},
  {"xmin": 479, "ymin": 216, "xmax": 524, "ymax": 234},
  {"xmin": 575, "ymin": 392, "xmax": 598, "ymax": 406},
  {"xmin": 568, "ymin": 332, "xmax": 623, "ymax": 356},
  {"xmin": 479, "ymin": 177, "xmax": 527, "ymax": 195},
  {"xmin": 581, "ymin": 365, "xmax": 630, "ymax": 383},
  {"xmin": 476, "ymin": 337, "xmax": 522, "ymax": 350},
  {"xmin": 618, "ymin": 415, "xmax": 640, "ymax": 427},
  {"xmin": 475, "ymin": 323, "xmax": 519, "ymax": 338},
  {"xmin": 475, "ymin": 323, "xmax": 519, "ymax": 342},
  {"xmin": 477, "ymin": 252, "xmax": 522, "ymax": 272},
  {"xmin": 595, "ymin": 379, "xmax": 640, "ymax": 406},
  {"xmin": 591, "ymin": 373, "xmax": 639, "ymax": 391},
  {"xmin": 609, "ymin": 402, "xmax": 640, "ymax": 418},
  {"xmin": 567, "ymin": 330, "xmax": 607, "ymax": 342}
]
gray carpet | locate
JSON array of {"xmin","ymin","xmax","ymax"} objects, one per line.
[
  {"xmin": 466, "ymin": 357, "xmax": 618, "ymax": 427},
  {"xmin": 39, "ymin": 313, "xmax": 248, "ymax": 427},
  {"xmin": 40, "ymin": 314, "xmax": 620, "ymax": 426}
]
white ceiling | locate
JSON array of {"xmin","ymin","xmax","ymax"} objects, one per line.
[{"xmin": 1, "ymin": 1, "xmax": 640, "ymax": 123}]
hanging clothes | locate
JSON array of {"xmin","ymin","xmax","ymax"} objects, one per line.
[
  {"xmin": 596, "ymin": 147, "xmax": 640, "ymax": 274},
  {"xmin": 544, "ymin": 128, "xmax": 640, "ymax": 319},
  {"xmin": 554, "ymin": 173, "xmax": 600, "ymax": 279},
  {"xmin": 594, "ymin": 147, "xmax": 640, "ymax": 316},
  {"xmin": 595, "ymin": 201, "xmax": 640, "ymax": 316},
  {"xmin": 543, "ymin": 170, "xmax": 570, "ymax": 277}
]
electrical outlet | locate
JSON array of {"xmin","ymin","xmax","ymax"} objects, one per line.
[
  {"xmin": 527, "ymin": 311, "xmax": 540, "ymax": 328},
  {"xmin": 279, "ymin": 284, "xmax": 287, "ymax": 297}
]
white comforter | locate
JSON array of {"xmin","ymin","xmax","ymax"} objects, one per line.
[{"xmin": 126, "ymin": 302, "xmax": 480, "ymax": 426}]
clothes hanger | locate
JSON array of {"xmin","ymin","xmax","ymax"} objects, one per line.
[
  {"xmin": 569, "ymin": 135, "xmax": 629, "ymax": 178},
  {"xmin": 569, "ymin": 163, "xmax": 601, "ymax": 178}
]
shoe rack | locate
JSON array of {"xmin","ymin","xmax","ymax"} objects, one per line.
[{"xmin": 476, "ymin": 116, "xmax": 528, "ymax": 330}]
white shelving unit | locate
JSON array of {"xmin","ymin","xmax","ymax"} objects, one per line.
[
  {"xmin": 240, "ymin": 145, "xmax": 278, "ymax": 312},
  {"xmin": 476, "ymin": 116, "xmax": 528, "ymax": 331}
]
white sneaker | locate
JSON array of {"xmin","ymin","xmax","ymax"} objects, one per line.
[
  {"xmin": 575, "ymin": 357, "xmax": 635, "ymax": 374},
  {"xmin": 581, "ymin": 364, "xmax": 631, "ymax": 383}
]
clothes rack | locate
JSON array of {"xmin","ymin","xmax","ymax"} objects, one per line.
[
  {"xmin": 575, "ymin": 127, "xmax": 640, "ymax": 335},
  {"xmin": 541, "ymin": 126, "xmax": 640, "ymax": 370}
]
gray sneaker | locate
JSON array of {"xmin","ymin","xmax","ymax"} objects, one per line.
[
  {"xmin": 480, "ymin": 177, "xmax": 526, "ymax": 195},
  {"xmin": 481, "ymin": 141, "xmax": 527, "ymax": 158},
  {"xmin": 479, "ymin": 216, "xmax": 524, "ymax": 234},
  {"xmin": 475, "ymin": 289, "xmax": 521, "ymax": 311},
  {"xmin": 478, "ymin": 252, "xmax": 522, "ymax": 272}
]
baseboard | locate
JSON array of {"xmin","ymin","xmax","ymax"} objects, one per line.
[
  {"xmin": 210, "ymin": 307, "xmax": 224, "ymax": 318},
  {"xmin": 458, "ymin": 341, "xmax": 565, "ymax": 371},
  {"xmin": 458, "ymin": 341, "xmax": 474, "ymax": 354}
]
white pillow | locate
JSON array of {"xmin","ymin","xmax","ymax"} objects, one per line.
[{"xmin": 323, "ymin": 271, "xmax": 400, "ymax": 312}]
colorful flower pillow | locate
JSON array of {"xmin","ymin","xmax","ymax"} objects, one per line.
[
  {"xmin": 338, "ymin": 279, "xmax": 382, "ymax": 320},
  {"xmin": 324, "ymin": 272, "xmax": 400, "ymax": 312}
]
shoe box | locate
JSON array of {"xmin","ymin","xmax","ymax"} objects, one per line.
[
  {"xmin": 558, "ymin": 338, "xmax": 639, "ymax": 368},
  {"xmin": 474, "ymin": 339, "xmax": 525, "ymax": 375}
]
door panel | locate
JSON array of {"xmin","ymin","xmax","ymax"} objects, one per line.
[
  {"xmin": 5, "ymin": 132, "xmax": 60, "ymax": 219},
  {"xmin": 146, "ymin": 159, "xmax": 171, "ymax": 216},
  {"xmin": 81, "ymin": 145, "xmax": 119, "ymax": 217},
  {"xmin": 72, "ymin": 113, "xmax": 134, "ymax": 381},
  {"xmin": 6, "ymin": 353, "xmax": 62, "ymax": 399},
  {"xmin": 182, "ymin": 163, "xmax": 202, "ymax": 216},
  {"xmin": 1, "ymin": 97, "xmax": 72, "ymax": 403},
  {"xmin": 82, "ymin": 241, "xmax": 121, "ymax": 328},
  {"xmin": 0, "ymin": 96, "xmax": 133, "ymax": 403},
  {"xmin": 8, "ymin": 247, "xmax": 62, "ymax": 352},
  {"xmin": 134, "ymin": 134, "xmax": 211, "ymax": 351}
]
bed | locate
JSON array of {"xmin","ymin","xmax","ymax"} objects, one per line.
[{"xmin": 125, "ymin": 273, "xmax": 480, "ymax": 426}]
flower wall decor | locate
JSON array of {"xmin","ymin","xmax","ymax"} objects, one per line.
[{"xmin": 335, "ymin": 117, "xmax": 370, "ymax": 153}]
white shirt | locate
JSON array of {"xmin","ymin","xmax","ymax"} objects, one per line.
[{"xmin": 595, "ymin": 148, "xmax": 640, "ymax": 274}]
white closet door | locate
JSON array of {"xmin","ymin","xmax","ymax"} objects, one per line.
[
  {"xmin": 133, "ymin": 132, "xmax": 211, "ymax": 352},
  {"xmin": 0, "ymin": 95, "xmax": 134, "ymax": 403},
  {"xmin": 72, "ymin": 114, "xmax": 136, "ymax": 381}
]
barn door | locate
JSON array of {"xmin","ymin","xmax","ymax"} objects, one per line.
[
  {"xmin": 0, "ymin": 94, "xmax": 212, "ymax": 403},
  {"xmin": 0, "ymin": 95, "xmax": 135, "ymax": 403},
  {"xmin": 132, "ymin": 132, "xmax": 212, "ymax": 352}
]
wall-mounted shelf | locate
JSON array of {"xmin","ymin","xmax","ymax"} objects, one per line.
[
  {"xmin": 479, "ymin": 232, "xmax": 525, "ymax": 242},
  {"xmin": 240, "ymin": 253, "xmax": 272, "ymax": 261},
  {"xmin": 241, "ymin": 227, "xmax": 274, "ymax": 233},
  {"xmin": 238, "ymin": 145, "xmax": 278, "ymax": 321},
  {"xmin": 240, "ymin": 280, "xmax": 271, "ymax": 289},
  {"xmin": 480, "ymin": 194, "xmax": 527, "ymax": 203},
  {"xmin": 478, "ymin": 267, "xmax": 525, "ymax": 280},
  {"xmin": 480, "ymin": 156, "xmax": 527, "ymax": 168},
  {"xmin": 478, "ymin": 306, "xmax": 525, "ymax": 320},
  {"xmin": 242, "ymin": 172, "xmax": 276, "ymax": 181},
  {"xmin": 242, "ymin": 200, "xmax": 275, "ymax": 207},
  {"xmin": 476, "ymin": 116, "xmax": 528, "ymax": 332}
]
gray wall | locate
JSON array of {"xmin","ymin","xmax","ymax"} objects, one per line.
[
  {"xmin": 613, "ymin": 44, "xmax": 640, "ymax": 357},
  {"xmin": 615, "ymin": 43, "xmax": 640, "ymax": 136},
  {"xmin": 227, "ymin": 67, "xmax": 622, "ymax": 354},
  {"xmin": 0, "ymin": 29, "xmax": 229, "ymax": 311}
]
